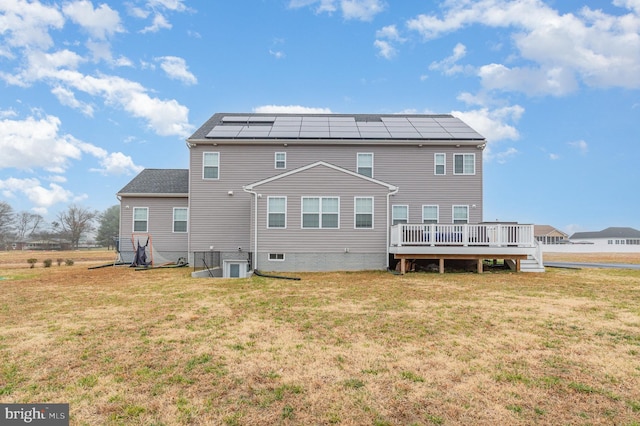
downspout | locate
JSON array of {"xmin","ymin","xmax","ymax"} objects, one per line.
[
  {"xmin": 386, "ymin": 186, "xmax": 400, "ymax": 269},
  {"xmin": 242, "ymin": 186, "xmax": 259, "ymax": 271}
]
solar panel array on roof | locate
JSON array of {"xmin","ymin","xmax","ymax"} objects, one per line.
[{"xmin": 204, "ymin": 114, "xmax": 484, "ymax": 140}]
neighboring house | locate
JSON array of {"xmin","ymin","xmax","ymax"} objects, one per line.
[
  {"xmin": 534, "ymin": 225, "xmax": 569, "ymax": 244},
  {"xmin": 117, "ymin": 169, "xmax": 189, "ymax": 264},
  {"xmin": 118, "ymin": 113, "xmax": 544, "ymax": 275},
  {"xmin": 570, "ymin": 227, "xmax": 640, "ymax": 246}
]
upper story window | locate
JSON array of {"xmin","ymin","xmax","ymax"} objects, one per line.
[
  {"xmin": 267, "ymin": 197, "xmax": 287, "ymax": 228},
  {"xmin": 275, "ymin": 152, "xmax": 286, "ymax": 169},
  {"xmin": 392, "ymin": 205, "xmax": 408, "ymax": 225},
  {"xmin": 422, "ymin": 205, "xmax": 439, "ymax": 224},
  {"xmin": 133, "ymin": 207, "xmax": 148, "ymax": 232},
  {"xmin": 357, "ymin": 153, "xmax": 373, "ymax": 178},
  {"xmin": 203, "ymin": 152, "xmax": 220, "ymax": 179},
  {"xmin": 435, "ymin": 153, "xmax": 445, "ymax": 175},
  {"xmin": 173, "ymin": 207, "xmax": 188, "ymax": 233},
  {"xmin": 454, "ymin": 153, "xmax": 475, "ymax": 175},
  {"xmin": 354, "ymin": 197, "xmax": 373, "ymax": 229},
  {"xmin": 453, "ymin": 205, "xmax": 469, "ymax": 224},
  {"xmin": 302, "ymin": 197, "xmax": 339, "ymax": 229}
]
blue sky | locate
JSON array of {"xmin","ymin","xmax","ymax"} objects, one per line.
[{"xmin": 1, "ymin": 0, "xmax": 639, "ymax": 234}]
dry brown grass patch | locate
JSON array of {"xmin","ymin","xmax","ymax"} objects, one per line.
[{"xmin": 1, "ymin": 251, "xmax": 640, "ymax": 424}]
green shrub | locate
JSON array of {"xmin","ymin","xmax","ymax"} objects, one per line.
[
  {"xmin": 65, "ymin": 259, "xmax": 74, "ymax": 266},
  {"xmin": 27, "ymin": 258, "xmax": 37, "ymax": 268},
  {"xmin": 43, "ymin": 259, "xmax": 52, "ymax": 268}
]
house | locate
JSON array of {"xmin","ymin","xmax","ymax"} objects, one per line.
[
  {"xmin": 570, "ymin": 227, "xmax": 640, "ymax": 246},
  {"xmin": 118, "ymin": 113, "xmax": 544, "ymax": 275},
  {"xmin": 534, "ymin": 225, "xmax": 569, "ymax": 245},
  {"xmin": 117, "ymin": 169, "xmax": 189, "ymax": 264}
]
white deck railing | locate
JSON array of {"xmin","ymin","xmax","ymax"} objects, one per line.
[{"xmin": 390, "ymin": 223, "xmax": 535, "ymax": 248}]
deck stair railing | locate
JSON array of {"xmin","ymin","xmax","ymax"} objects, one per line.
[{"xmin": 391, "ymin": 223, "xmax": 535, "ymax": 247}]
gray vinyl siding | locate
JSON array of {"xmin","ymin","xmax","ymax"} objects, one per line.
[
  {"xmin": 252, "ymin": 164, "xmax": 390, "ymax": 253},
  {"xmin": 188, "ymin": 143, "xmax": 483, "ymax": 252},
  {"xmin": 119, "ymin": 196, "xmax": 188, "ymax": 260}
]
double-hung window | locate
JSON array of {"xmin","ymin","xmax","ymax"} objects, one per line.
[
  {"xmin": 453, "ymin": 153, "xmax": 475, "ymax": 175},
  {"xmin": 422, "ymin": 205, "xmax": 438, "ymax": 224},
  {"xmin": 392, "ymin": 205, "xmax": 408, "ymax": 225},
  {"xmin": 133, "ymin": 207, "xmax": 148, "ymax": 232},
  {"xmin": 275, "ymin": 152, "xmax": 286, "ymax": 169},
  {"xmin": 267, "ymin": 197, "xmax": 287, "ymax": 228},
  {"xmin": 435, "ymin": 153, "xmax": 445, "ymax": 175},
  {"xmin": 357, "ymin": 153, "xmax": 373, "ymax": 178},
  {"xmin": 173, "ymin": 207, "xmax": 188, "ymax": 233},
  {"xmin": 302, "ymin": 197, "xmax": 339, "ymax": 229},
  {"xmin": 453, "ymin": 205, "xmax": 469, "ymax": 224},
  {"xmin": 354, "ymin": 197, "xmax": 373, "ymax": 229},
  {"xmin": 203, "ymin": 152, "xmax": 220, "ymax": 179}
]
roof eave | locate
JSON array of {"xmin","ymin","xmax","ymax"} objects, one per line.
[
  {"xmin": 117, "ymin": 192, "xmax": 189, "ymax": 198},
  {"xmin": 186, "ymin": 138, "xmax": 485, "ymax": 146}
]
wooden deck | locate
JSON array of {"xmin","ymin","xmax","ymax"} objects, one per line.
[{"xmin": 389, "ymin": 223, "xmax": 542, "ymax": 274}]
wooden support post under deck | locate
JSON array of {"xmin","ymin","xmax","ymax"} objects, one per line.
[
  {"xmin": 439, "ymin": 258, "xmax": 444, "ymax": 274},
  {"xmin": 477, "ymin": 258, "xmax": 483, "ymax": 273},
  {"xmin": 516, "ymin": 258, "xmax": 521, "ymax": 272},
  {"xmin": 400, "ymin": 258, "xmax": 406, "ymax": 275}
]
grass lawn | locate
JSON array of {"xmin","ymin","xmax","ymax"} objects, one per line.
[{"xmin": 1, "ymin": 250, "xmax": 639, "ymax": 425}]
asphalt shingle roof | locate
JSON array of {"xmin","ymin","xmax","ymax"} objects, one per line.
[
  {"xmin": 117, "ymin": 169, "xmax": 188, "ymax": 195},
  {"xmin": 570, "ymin": 227, "xmax": 640, "ymax": 239},
  {"xmin": 188, "ymin": 113, "xmax": 485, "ymax": 141}
]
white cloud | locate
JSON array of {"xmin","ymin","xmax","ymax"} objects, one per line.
[
  {"xmin": 146, "ymin": 0, "xmax": 188, "ymax": 12},
  {"xmin": 549, "ymin": 153, "xmax": 560, "ymax": 160},
  {"xmin": 62, "ymin": 0, "xmax": 124, "ymax": 40},
  {"xmin": 569, "ymin": 140, "xmax": 589, "ymax": 155},
  {"xmin": 51, "ymin": 85, "xmax": 94, "ymax": 116},
  {"xmin": 451, "ymin": 105, "xmax": 524, "ymax": 144},
  {"xmin": 0, "ymin": 177, "xmax": 73, "ymax": 210},
  {"xmin": 0, "ymin": 0, "xmax": 65, "ymax": 51},
  {"xmin": 288, "ymin": 0, "xmax": 385, "ymax": 21},
  {"xmin": 0, "ymin": 113, "xmax": 143, "ymax": 176},
  {"xmin": 374, "ymin": 25, "xmax": 406, "ymax": 59},
  {"xmin": 269, "ymin": 49, "xmax": 286, "ymax": 59},
  {"xmin": 90, "ymin": 152, "xmax": 144, "ymax": 176},
  {"xmin": 3, "ymin": 50, "xmax": 193, "ymax": 137},
  {"xmin": 140, "ymin": 13, "xmax": 172, "ymax": 33},
  {"xmin": 495, "ymin": 147, "xmax": 519, "ymax": 164},
  {"xmin": 341, "ymin": 0, "xmax": 385, "ymax": 21},
  {"xmin": 155, "ymin": 56, "xmax": 197, "ymax": 85},
  {"xmin": 406, "ymin": 0, "xmax": 640, "ymax": 94},
  {"xmin": 253, "ymin": 105, "xmax": 333, "ymax": 114},
  {"xmin": 373, "ymin": 39, "xmax": 396, "ymax": 59},
  {"xmin": 429, "ymin": 43, "xmax": 468, "ymax": 75}
]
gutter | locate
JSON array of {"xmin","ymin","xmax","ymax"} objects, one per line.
[
  {"xmin": 386, "ymin": 186, "xmax": 400, "ymax": 269},
  {"xmin": 242, "ymin": 186, "xmax": 259, "ymax": 271}
]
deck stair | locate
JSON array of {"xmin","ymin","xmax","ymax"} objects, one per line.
[{"xmin": 506, "ymin": 254, "xmax": 545, "ymax": 273}]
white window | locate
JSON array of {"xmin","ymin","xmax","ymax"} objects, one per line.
[
  {"xmin": 133, "ymin": 207, "xmax": 148, "ymax": 232},
  {"xmin": 203, "ymin": 152, "xmax": 220, "ymax": 179},
  {"xmin": 435, "ymin": 153, "xmax": 445, "ymax": 175},
  {"xmin": 354, "ymin": 197, "xmax": 373, "ymax": 229},
  {"xmin": 357, "ymin": 153, "xmax": 373, "ymax": 178},
  {"xmin": 268, "ymin": 253, "xmax": 285, "ymax": 261},
  {"xmin": 454, "ymin": 153, "xmax": 475, "ymax": 175},
  {"xmin": 302, "ymin": 197, "xmax": 339, "ymax": 229},
  {"xmin": 275, "ymin": 152, "xmax": 286, "ymax": 169},
  {"xmin": 453, "ymin": 205, "xmax": 469, "ymax": 224},
  {"xmin": 422, "ymin": 205, "xmax": 439, "ymax": 224},
  {"xmin": 173, "ymin": 207, "xmax": 188, "ymax": 233},
  {"xmin": 392, "ymin": 205, "xmax": 408, "ymax": 225},
  {"xmin": 267, "ymin": 197, "xmax": 287, "ymax": 228}
]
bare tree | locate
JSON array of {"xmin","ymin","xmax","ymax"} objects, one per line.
[
  {"xmin": 56, "ymin": 205, "xmax": 98, "ymax": 249},
  {"xmin": 14, "ymin": 211, "xmax": 43, "ymax": 241},
  {"xmin": 0, "ymin": 201, "xmax": 15, "ymax": 248}
]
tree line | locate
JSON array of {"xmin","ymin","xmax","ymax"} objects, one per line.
[{"xmin": 0, "ymin": 201, "xmax": 119, "ymax": 250}]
